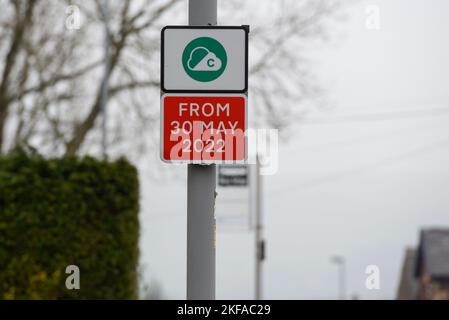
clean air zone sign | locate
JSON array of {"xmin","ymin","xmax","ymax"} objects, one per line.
[
  {"xmin": 160, "ymin": 26, "xmax": 249, "ymax": 163},
  {"xmin": 161, "ymin": 26, "xmax": 249, "ymax": 93}
]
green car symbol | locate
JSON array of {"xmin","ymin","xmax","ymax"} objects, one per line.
[{"xmin": 182, "ymin": 37, "xmax": 227, "ymax": 82}]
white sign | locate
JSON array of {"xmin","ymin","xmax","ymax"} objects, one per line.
[
  {"xmin": 218, "ymin": 165, "xmax": 248, "ymax": 187},
  {"xmin": 161, "ymin": 26, "xmax": 249, "ymax": 93},
  {"xmin": 216, "ymin": 164, "xmax": 254, "ymax": 231}
]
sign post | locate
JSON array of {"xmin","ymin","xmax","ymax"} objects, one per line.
[
  {"xmin": 161, "ymin": 0, "xmax": 248, "ymax": 300},
  {"xmin": 186, "ymin": 0, "xmax": 217, "ymax": 301},
  {"xmin": 161, "ymin": 25, "xmax": 249, "ymax": 163}
]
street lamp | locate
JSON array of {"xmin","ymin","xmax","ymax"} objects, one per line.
[{"xmin": 331, "ymin": 255, "xmax": 346, "ymax": 300}]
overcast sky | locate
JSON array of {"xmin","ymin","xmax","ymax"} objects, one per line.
[{"xmin": 140, "ymin": 0, "xmax": 449, "ymax": 299}]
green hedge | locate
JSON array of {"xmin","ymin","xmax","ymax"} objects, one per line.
[{"xmin": 0, "ymin": 151, "xmax": 139, "ymax": 299}]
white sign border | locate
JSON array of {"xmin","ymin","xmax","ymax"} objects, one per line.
[{"xmin": 161, "ymin": 25, "xmax": 249, "ymax": 94}]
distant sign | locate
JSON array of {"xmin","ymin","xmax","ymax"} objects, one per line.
[
  {"xmin": 216, "ymin": 164, "xmax": 253, "ymax": 231},
  {"xmin": 218, "ymin": 165, "xmax": 248, "ymax": 187},
  {"xmin": 161, "ymin": 26, "xmax": 249, "ymax": 93},
  {"xmin": 160, "ymin": 94, "xmax": 247, "ymax": 163}
]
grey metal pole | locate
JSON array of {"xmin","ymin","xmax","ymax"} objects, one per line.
[
  {"xmin": 255, "ymin": 155, "xmax": 263, "ymax": 300},
  {"xmin": 331, "ymin": 256, "xmax": 346, "ymax": 300},
  {"xmin": 340, "ymin": 259, "xmax": 346, "ymax": 300},
  {"xmin": 100, "ymin": 0, "xmax": 111, "ymax": 160},
  {"xmin": 189, "ymin": 0, "xmax": 218, "ymax": 26},
  {"xmin": 187, "ymin": 0, "xmax": 217, "ymax": 300}
]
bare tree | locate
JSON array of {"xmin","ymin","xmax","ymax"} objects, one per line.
[
  {"xmin": 224, "ymin": 0, "xmax": 346, "ymax": 133},
  {"xmin": 0, "ymin": 0, "xmax": 346, "ymax": 158}
]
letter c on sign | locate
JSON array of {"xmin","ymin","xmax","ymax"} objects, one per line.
[{"xmin": 207, "ymin": 59, "xmax": 215, "ymax": 68}]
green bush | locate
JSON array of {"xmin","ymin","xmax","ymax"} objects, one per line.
[{"xmin": 0, "ymin": 151, "xmax": 139, "ymax": 299}]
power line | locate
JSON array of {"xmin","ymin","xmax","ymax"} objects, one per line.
[
  {"xmin": 299, "ymin": 107, "xmax": 449, "ymax": 125},
  {"xmin": 288, "ymin": 120, "xmax": 448, "ymax": 155},
  {"xmin": 268, "ymin": 136, "xmax": 449, "ymax": 196}
]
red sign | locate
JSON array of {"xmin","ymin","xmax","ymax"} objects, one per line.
[{"xmin": 161, "ymin": 94, "xmax": 247, "ymax": 163}]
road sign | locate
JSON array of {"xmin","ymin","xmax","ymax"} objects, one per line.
[
  {"xmin": 161, "ymin": 26, "xmax": 249, "ymax": 93},
  {"xmin": 216, "ymin": 164, "xmax": 253, "ymax": 231},
  {"xmin": 161, "ymin": 94, "xmax": 247, "ymax": 163},
  {"xmin": 218, "ymin": 165, "xmax": 248, "ymax": 187}
]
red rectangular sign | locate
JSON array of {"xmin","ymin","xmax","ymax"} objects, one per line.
[{"xmin": 161, "ymin": 94, "xmax": 247, "ymax": 163}]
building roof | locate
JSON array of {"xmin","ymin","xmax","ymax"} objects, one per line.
[
  {"xmin": 416, "ymin": 228, "xmax": 449, "ymax": 279},
  {"xmin": 397, "ymin": 248, "xmax": 419, "ymax": 300}
]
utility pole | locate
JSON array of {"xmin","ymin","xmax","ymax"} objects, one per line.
[
  {"xmin": 255, "ymin": 154, "xmax": 264, "ymax": 300},
  {"xmin": 99, "ymin": 0, "xmax": 111, "ymax": 160},
  {"xmin": 186, "ymin": 0, "xmax": 217, "ymax": 300}
]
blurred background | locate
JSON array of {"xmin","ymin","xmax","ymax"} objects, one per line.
[{"xmin": 0, "ymin": 0, "xmax": 448, "ymax": 300}]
